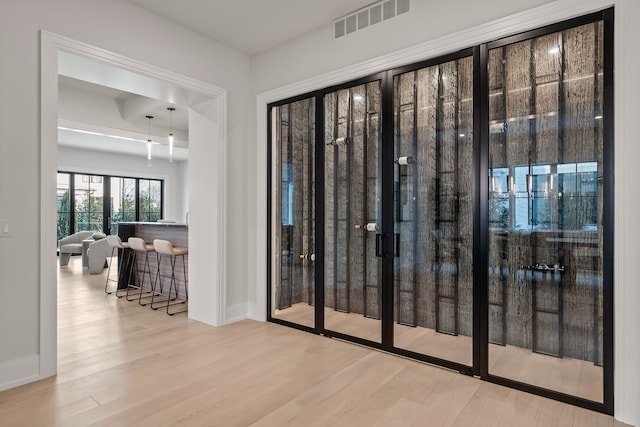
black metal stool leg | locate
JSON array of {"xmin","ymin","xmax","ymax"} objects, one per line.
[{"xmin": 104, "ymin": 246, "xmax": 117, "ymax": 294}]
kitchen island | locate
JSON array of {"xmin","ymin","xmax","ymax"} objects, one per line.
[{"xmin": 116, "ymin": 222, "xmax": 188, "ymax": 290}]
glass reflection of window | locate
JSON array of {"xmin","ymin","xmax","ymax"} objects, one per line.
[
  {"xmin": 281, "ymin": 163, "xmax": 294, "ymax": 226},
  {"xmin": 489, "ymin": 167, "xmax": 509, "ymax": 229},
  {"xmin": 493, "ymin": 162, "xmax": 598, "ymax": 231},
  {"xmin": 558, "ymin": 162, "xmax": 598, "ymax": 231}
]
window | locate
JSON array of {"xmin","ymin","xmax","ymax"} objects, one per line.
[
  {"xmin": 138, "ymin": 179, "xmax": 162, "ymax": 222},
  {"xmin": 57, "ymin": 173, "xmax": 71, "ymax": 241},
  {"xmin": 74, "ymin": 174, "xmax": 104, "ymax": 232},
  {"xmin": 56, "ymin": 172, "xmax": 164, "ymax": 238},
  {"xmin": 110, "ymin": 177, "xmax": 136, "ymax": 235}
]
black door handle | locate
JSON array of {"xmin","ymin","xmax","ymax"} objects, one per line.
[
  {"xmin": 375, "ymin": 233, "xmax": 383, "ymax": 257},
  {"xmin": 376, "ymin": 233, "xmax": 400, "ymax": 258}
]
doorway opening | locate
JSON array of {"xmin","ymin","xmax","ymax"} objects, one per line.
[{"xmin": 40, "ymin": 31, "xmax": 228, "ymax": 381}]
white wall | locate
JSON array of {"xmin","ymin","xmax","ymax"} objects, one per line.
[
  {"xmin": 0, "ymin": 0, "xmax": 250, "ymax": 390},
  {"xmin": 249, "ymin": 0, "xmax": 639, "ymax": 425},
  {"xmin": 58, "ymin": 146, "xmax": 188, "ymax": 222}
]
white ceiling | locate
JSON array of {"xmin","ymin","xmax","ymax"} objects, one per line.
[{"xmin": 127, "ymin": 0, "xmax": 375, "ymax": 55}]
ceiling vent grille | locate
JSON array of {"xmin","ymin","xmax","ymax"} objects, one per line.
[{"xmin": 334, "ymin": 0, "xmax": 410, "ymax": 39}]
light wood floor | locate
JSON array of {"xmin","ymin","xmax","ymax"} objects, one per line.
[
  {"xmin": 276, "ymin": 301, "xmax": 604, "ymax": 402},
  {"xmin": 0, "ymin": 256, "xmax": 627, "ymax": 426}
]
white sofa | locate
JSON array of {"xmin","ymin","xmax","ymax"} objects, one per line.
[
  {"xmin": 86, "ymin": 237, "xmax": 112, "ymax": 274},
  {"xmin": 58, "ymin": 231, "xmax": 94, "ymax": 267},
  {"xmin": 59, "ymin": 231, "xmax": 110, "ymax": 273}
]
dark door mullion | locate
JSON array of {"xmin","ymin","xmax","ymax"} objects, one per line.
[
  {"xmin": 380, "ymin": 70, "xmax": 395, "ymax": 351},
  {"xmin": 314, "ymin": 93, "xmax": 325, "ymax": 333},
  {"xmin": 69, "ymin": 173, "xmax": 76, "ymax": 235},
  {"xmin": 474, "ymin": 43, "xmax": 490, "ymax": 378},
  {"xmin": 135, "ymin": 179, "xmax": 141, "ymax": 221},
  {"xmin": 103, "ymin": 176, "xmax": 111, "ymax": 234}
]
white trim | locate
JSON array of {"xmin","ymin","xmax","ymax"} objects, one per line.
[
  {"xmin": 226, "ymin": 302, "xmax": 249, "ymax": 324},
  {"xmin": 216, "ymin": 92, "xmax": 229, "ymax": 327},
  {"xmin": 252, "ymin": 96, "xmax": 269, "ymax": 322},
  {"xmin": 50, "ymin": 32, "xmax": 223, "ymax": 98},
  {"xmin": 613, "ymin": 2, "xmax": 639, "ymax": 425},
  {"xmin": 0, "ymin": 356, "xmax": 40, "ymax": 392},
  {"xmin": 40, "ymin": 31, "xmax": 59, "ymax": 381},
  {"xmin": 40, "ymin": 31, "xmax": 230, "ymax": 386}
]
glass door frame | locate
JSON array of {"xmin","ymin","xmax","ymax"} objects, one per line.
[
  {"xmin": 267, "ymin": 91, "xmax": 325, "ymax": 336},
  {"xmin": 388, "ymin": 48, "xmax": 478, "ymax": 375},
  {"xmin": 478, "ymin": 9, "xmax": 614, "ymax": 415},
  {"xmin": 268, "ymin": 63, "xmax": 477, "ymax": 372},
  {"xmin": 321, "ymin": 73, "xmax": 388, "ymax": 350},
  {"xmin": 266, "ymin": 7, "xmax": 613, "ymax": 415}
]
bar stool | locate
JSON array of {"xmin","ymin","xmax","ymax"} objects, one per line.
[
  {"xmin": 127, "ymin": 237, "xmax": 156, "ymax": 304},
  {"xmin": 104, "ymin": 235, "xmax": 130, "ymax": 295},
  {"xmin": 152, "ymin": 239, "xmax": 188, "ymax": 315}
]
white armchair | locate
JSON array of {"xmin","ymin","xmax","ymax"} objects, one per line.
[
  {"xmin": 86, "ymin": 238, "xmax": 111, "ymax": 274},
  {"xmin": 59, "ymin": 231, "xmax": 95, "ymax": 267}
]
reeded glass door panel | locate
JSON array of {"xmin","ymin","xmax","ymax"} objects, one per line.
[
  {"xmin": 324, "ymin": 81, "xmax": 382, "ymax": 343},
  {"xmin": 393, "ymin": 57, "xmax": 474, "ymax": 365},
  {"xmin": 488, "ymin": 21, "xmax": 605, "ymax": 402},
  {"xmin": 271, "ymin": 98, "xmax": 316, "ymax": 328}
]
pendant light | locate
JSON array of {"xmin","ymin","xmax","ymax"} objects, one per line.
[
  {"xmin": 146, "ymin": 115, "xmax": 154, "ymax": 166},
  {"xmin": 167, "ymin": 107, "xmax": 175, "ymax": 163}
]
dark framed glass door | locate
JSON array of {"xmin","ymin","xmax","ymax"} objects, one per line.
[
  {"xmin": 267, "ymin": 7, "xmax": 613, "ymax": 414},
  {"xmin": 391, "ymin": 51, "xmax": 475, "ymax": 369},
  {"xmin": 323, "ymin": 79, "xmax": 383, "ymax": 344},
  {"xmin": 269, "ymin": 96, "xmax": 317, "ymax": 330},
  {"xmin": 484, "ymin": 14, "xmax": 613, "ymax": 409}
]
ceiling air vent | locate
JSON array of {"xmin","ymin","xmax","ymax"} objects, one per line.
[{"xmin": 334, "ymin": 0, "xmax": 410, "ymax": 39}]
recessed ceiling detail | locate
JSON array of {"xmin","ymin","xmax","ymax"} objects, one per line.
[{"xmin": 58, "ymin": 76, "xmax": 189, "ymax": 161}]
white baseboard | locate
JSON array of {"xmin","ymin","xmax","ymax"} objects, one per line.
[
  {"xmin": 225, "ymin": 303, "xmax": 249, "ymax": 324},
  {"xmin": 0, "ymin": 355, "xmax": 41, "ymax": 392},
  {"xmin": 247, "ymin": 301, "xmax": 266, "ymax": 322}
]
